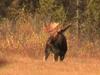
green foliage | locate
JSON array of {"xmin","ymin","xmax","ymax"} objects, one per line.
[
  {"xmin": 38, "ymin": 0, "xmax": 66, "ymax": 23},
  {"xmin": 85, "ymin": 0, "xmax": 100, "ymax": 39}
]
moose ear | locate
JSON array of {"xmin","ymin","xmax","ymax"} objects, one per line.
[
  {"xmin": 43, "ymin": 24, "xmax": 50, "ymax": 33},
  {"xmin": 43, "ymin": 25, "xmax": 47, "ymax": 32}
]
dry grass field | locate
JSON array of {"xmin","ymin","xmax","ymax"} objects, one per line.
[{"xmin": 0, "ymin": 54, "xmax": 100, "ymax": 75}]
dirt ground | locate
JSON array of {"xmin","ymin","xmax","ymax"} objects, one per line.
[{"xmin": 0, "ymin": 55, "xmax": 100, "ymax": 75}]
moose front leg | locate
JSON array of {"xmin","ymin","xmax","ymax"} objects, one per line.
[{"xmin": 44, "ymin": 49, "xmax": 50, "ymax": 61}]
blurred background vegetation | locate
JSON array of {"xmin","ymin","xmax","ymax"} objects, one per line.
[{"xmin": 0, "ymin": 0, "xmax": 100, "ymax": 59}]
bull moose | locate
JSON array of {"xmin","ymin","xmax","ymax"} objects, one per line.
[{"xmin": 44, "ymin": 22, "xmax": 71, "ymax": 61}]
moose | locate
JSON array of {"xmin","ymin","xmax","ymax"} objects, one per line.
[{"xmin": 44, "ymin": 22, "xmax": 71, "ymax": 61}]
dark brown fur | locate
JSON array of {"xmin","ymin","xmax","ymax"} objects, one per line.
[{"xmin": 44, "ymin": 25, "xmax": 70, "ymax": 61}]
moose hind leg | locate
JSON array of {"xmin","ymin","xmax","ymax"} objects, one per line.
[
  {"xmin": 54, "ymin": 54, "xmax": 59, "ymax": 61},
  {"xmin": 59, "ymin": 52, "xmax": 66, "ymax": 61},
  {"xmin": 60, "ymin": 55, "xmax": 65, "ymax": 61}
]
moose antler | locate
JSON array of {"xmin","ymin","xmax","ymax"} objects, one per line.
[{"xmin": 59, "ymin": 24, "xmax": 71, "ymax": 33}]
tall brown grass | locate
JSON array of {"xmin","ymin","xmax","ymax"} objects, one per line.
[{"xmin": 0, "ymin": 11, "xmax": 100, "ymax": 60}]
